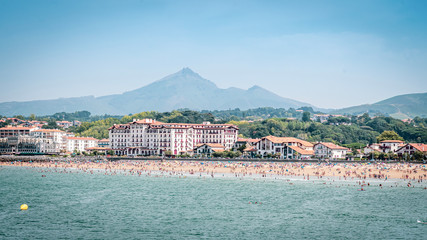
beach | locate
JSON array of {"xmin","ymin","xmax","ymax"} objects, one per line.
[{"xmin": 2, "ymin": 159, "xmax": 426, "ymax": 182}]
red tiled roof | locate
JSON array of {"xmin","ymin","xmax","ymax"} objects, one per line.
[
  {"xmin": 0, "ymin": 126, "xmax": 36, "ymax": 131},
  {"xmin": 133, "ymin": 119, "xmax": 165, "ymax": 125},
  {"xmin": 380, "ymin": 140, "xmax": 404, "ymax": 143},
  {"xmin": 109, "ymin": 124, "xmax": 130, "ymax": 130},
  {"xmin": 195, "ymin": 143, "xmax": 225, "ymax": 149},
  {"xmin": 316, "ymin": 142, "xmax": 349, "ymax": 150},
  {"xmin": 237, "ymin": 138, "xmax": 260, "ymax": 143},
  {"xmin": 67, "ymin": 137, "xmax": 98, "ymax": 141},
  {"xmin": 411, "ymin": 143, "xmax": 427, "ymax": 152},
  {"xmin": 263, "ymin": 135, "xmax": 313, "ymax": 147},
  {"xmin": 33, "ymin": 129, "xmax": 64, "ymax": 133},
  {"xmin": 289, "ymin": 145, "xmax": 314, "ymax": 155},
  {"xmin": 243, "ymin": 146, "xmax": 257, "ymax": 152}
]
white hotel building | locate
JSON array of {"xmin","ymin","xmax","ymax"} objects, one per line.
[
  {"xmin": 66, "ymin": 137, "xmax": 99, "ymax": 153},
  {"xmin": 109, "ymin": 119, "xmax": 239, "ymax": 156}
]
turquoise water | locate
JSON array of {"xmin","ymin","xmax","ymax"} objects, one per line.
[{"xmin": 1, "ymin": 166, "xmax": 426, "ymax": 239}]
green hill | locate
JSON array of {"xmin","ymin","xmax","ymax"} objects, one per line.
[{"xmin": 333, "ymin": 93, "xmax": 427, "ymax": 119}]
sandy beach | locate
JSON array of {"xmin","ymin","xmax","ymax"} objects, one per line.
[{"xmin": 1, "ymin": 160, "xmax": 426, "ymax": 182}]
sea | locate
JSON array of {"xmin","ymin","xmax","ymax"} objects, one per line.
[{"xmin": 1, "ymin": 166, "xmax": 426, "ymax": 239}]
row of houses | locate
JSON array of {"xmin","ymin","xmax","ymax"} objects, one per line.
[
  {"xmin": 106, "ymin": 117, "xmax": 351, "ymax": 159},
  {"xmin": 231, "ymin": 136, "xmax": 349, "ymax": 159},
  {"xmin": 2, "ymin": 117, "xmax": 425, "ymax": 159},
  {"xmin": 364, "ymin": 140, "xmax": 427, "ymax": 157},
  {"xmin": 197, "ymin": 137, "xmax": 427, "ymax": 160},
  {"xmin": 0, "ymin": 118, "xmax": 81, "ymax": 129},
  {"xmin": 0, "ymin": 126, "xmax": 105, "ymax": 154},
  {"xmin": 107, "ymin": 119, "xmax": 427, "ymax": 159}
]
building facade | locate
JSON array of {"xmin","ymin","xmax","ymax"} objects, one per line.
[
  {"xmin": 254, "ymin": 135, "xmax": 314, "ymax": 159},
  {"xmin": 0, "ymin": 136, "xmax": 57, "ymax": 154},
  {"xmin": 379, "ymin": 140, "xmax": 404, "ymax": 153},
  {"xmin": 233, "ymin": 138, "xmax": 260, "ymax": 150},
  {"xmin": 395, "ymin": 143, "xmax": 427, "ymax": 156},
  {"xmin": 109, "ymin": 119, "xmax": 239, "ymax": 156},
  {"xmin": 193, "ymin": 143, "xmax": 225, "ymax": 156},
  {"xmin": 30, "ymin": 129, "xmax": 67, "ymax": 153},
  {"xmin": 0, "ymin": 126, "xmax": 38, "ymax": 138},
  {"xmin": 66, "ymin": 137, "xmax": 99, "ymax": 153},
  {"xmin": 98, "ymin": 139, "xmax": 110, "ymax": 148},
  {"xmin": 314, "ymin": 142, "xmax": 349, "ymax": 159}
]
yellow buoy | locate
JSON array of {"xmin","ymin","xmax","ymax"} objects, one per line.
[{"xmin": 20, "ymin": 204, "xmax": 28, "ymax": 210}]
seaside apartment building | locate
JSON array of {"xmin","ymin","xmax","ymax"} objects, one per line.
[
  {"xmin": 31, "ymin": 129, "xmax": 67, "ymax": 153},
  {"xmin": 0, "ymin": 126, "xmax": 38, "ymax": 138},
  {"xmin": 66, "ymin": 137, "xmax": 99, "ymax": 153},
  {"xmin": 109, "ymin": 119, "xmax": 239, "ymax": 156},
  {"xmin": 0, "ymin": 127, "xmax": 69, "ymax": 154},
  {"xmin": 0, "ymin": 135, "xmax": 59, "ymax": 154},
  {"xmin": 254, "ymin": 135, "xmax": 314, "ymax": 159}
]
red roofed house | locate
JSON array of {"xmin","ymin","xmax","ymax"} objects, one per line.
[
  {"xmin": 193, "ymin": 143, "xmax": 226, "ymax": 156},
  {"xmin": 66, "ymin": 137, "xmax": 98, "ymax": 153},
  {"xmin": 233, "ymin": 138, "xmax": 260, "ymax": 149},
  {"xmin": 314, "ymin": 142, "xmax": 350, "ymax": 159},
  {"xmin": 288, "ymin": 145, "xmax": 314, "ymax": 160},
  {"xmin": 56, "ymin": 121, "xmax": 73, "ymax": 129},
  {"xmin": 395, "ymin": 143, "xmax": 427, "ymax": 156},
  {"xmin": 363, "ymin": 143, "xmax": 381, "ymax": 155},
  {"xmin": 7, "ymin": 118, "xmax": 24, "ymax": 125},
  {"xmin": 379, "ymin": 140, "xmax": 404, "ymax": 153},
  {"xmin": 255, "ymin": 135, "xmax": 314, "ymax": 159}
]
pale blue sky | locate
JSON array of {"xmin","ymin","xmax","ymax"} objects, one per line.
[{"xmin": 0, "ymin": 0, "xmax": 426, "ymax": 108}]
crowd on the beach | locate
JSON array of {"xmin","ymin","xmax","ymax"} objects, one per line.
[{"xmin": 2, "ymin": 159, "xmax": 427, "ymax": 189}]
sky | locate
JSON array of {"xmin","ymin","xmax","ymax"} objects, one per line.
[{"xmin": 0, "ymin": 0, "xmax": 426, "ymax": 109}]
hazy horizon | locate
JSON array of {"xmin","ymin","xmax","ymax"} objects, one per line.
[{"xmin": 1, "ymin": 0, "xmax": 426, "ymax": 108}]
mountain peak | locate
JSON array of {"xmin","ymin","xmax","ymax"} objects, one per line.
[
  {"xmin": 248, "ymin": 85, "xmax": 264, "ymax": 91},
  {"xmin": 145, "ymin": 68, "xmax": 218, "ymax": 90},
  {"xmin": 177, "ymin": 67, "xmax": 199, "ymax": 76}
]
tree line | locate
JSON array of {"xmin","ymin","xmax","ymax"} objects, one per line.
[{"xmin": 2, "ymin": 109, "xmax": 426, "ymax": 145}]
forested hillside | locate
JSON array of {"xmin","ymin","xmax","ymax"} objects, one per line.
[
  {"xmin": 5, "ymin": 109, "xmax": 425, "ymax": 144},
  {"xmin": 231, "ymin": 114, "xmax": 427, "ymax": 145}
]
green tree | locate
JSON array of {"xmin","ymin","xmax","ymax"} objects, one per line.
[
  {"xmin": 302, "ymin": 111, "xmax": 311, "ymax": 122},
  {"xmin": 212, "ymin": 152, "xmax": 224, "ymax": 158},
  {"xmin": 237, "ymin": 143, "xmax": 246, "ymax": 153},
  {"xmin": 413, "ymin": 151, "xmax": 425, "ymax": 161},
  {"xmin": 376, "ymin": 131, "xmax": 404, "ymax": 143}
]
